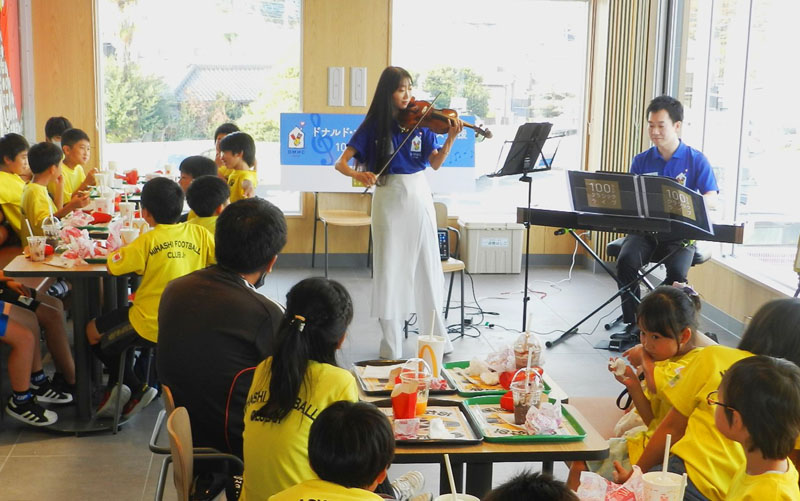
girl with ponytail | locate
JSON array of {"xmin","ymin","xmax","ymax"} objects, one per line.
[{"xmin": 240, "ymin": 277, "xmax": 358, "ymax": 500}]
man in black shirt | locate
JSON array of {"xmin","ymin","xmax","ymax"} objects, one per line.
[{"xmin": 158, "ymin": 198, "xmax": 287, "ymax": 458}]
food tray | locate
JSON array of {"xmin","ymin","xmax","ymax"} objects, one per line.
[
  {"xmin": 443, "ymin": 361, "xmax": 551, "ymax": 397},
  {"xmin": 463, "ymin": 396, "xmax": 586, "ymax": 443},
  {"xmin": 372, "ymin": 398, "xmax": 483, "ymax": 445},
  {"xmin": 352, "ymin": 359, "xmax": 457, "ymax": 396}
]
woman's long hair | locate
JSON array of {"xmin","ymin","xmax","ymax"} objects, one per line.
[
  {"xmin": 253, "ymin": 277, "xmax": 354, "ymax": 422},
  {"xmin": 354, "ymin": 66, "xmax": 413, "ymax": 178}
]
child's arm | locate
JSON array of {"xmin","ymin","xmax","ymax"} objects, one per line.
[
  {"xmin": 51, "ymin": 176, "xmax": 65, "ymax": 209},
  {"xmin": 613, "ymin": 407, "xmax": 689, "ymax": 483},
  {"xmin": 611, "ymin": 362, "xmax": 654, "ymax": 425},
  {"xmin": 640, "ymin": 349, "xmax": 658, "ymax": 394},
  {"xmin": 54, "ymin": 190, "xmax": 89, "ymax": 218},
  {"xmin": 74, "ymin": 168, "xmax": 97, "ymax": 194},
  {"xmin": 242, "ymin": 179, "xmax": 255, "ymax": 199}
]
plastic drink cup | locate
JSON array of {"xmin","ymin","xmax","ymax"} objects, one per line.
[
  {"xmin": 400, "ymin": 372, "xmax": 432, "ymax": 416},
  {"xmin": 28, "ymin": 236, "xmax": 47, "ymax": 262},
  {"xmin": 120, "ymin": 227, "xmax": 140, "ymax": 246},
  {"xmin": 510, "ymin": 379, "xmax": 542, "ymax": 425},
  {"xmin": 96, "ymin": 196, "xmax": 114, "ymax": 214},
  {"xmin": 119, "ymin": 202, "xmax": 136, "ymax": 222},
  {"xmin": 641, "ymin": 471, "xmax": 686, "ymax": 501},
  {"xmin": 417, "ymin": 335, "xmax": 445, "ymax": 376},
  {"xmin": 95, "ymin": 172, "xmax": 110, "ymax": 189}
]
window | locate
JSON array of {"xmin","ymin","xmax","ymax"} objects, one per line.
[
  {"xmin": 676, "ymin": 0, "xmax": 800, "ymax": 290},
  {"xmin": 97, "ymin": 0, "xmax": 302, "ymax": 213},
  {"xmin": 392, "ymin": 0, "xmax": 590, "ymax": 217}
]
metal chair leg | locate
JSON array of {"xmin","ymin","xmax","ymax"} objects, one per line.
[
  {"xmin": 311, "ymin": 193, "xmax": 319, "ymax": 268},
  {"xmin": 324, "ymin": 222, "xmax": 329, "ymax": 278},
  {"xmin": 445, "ymin": 272, "xmax": 456, "ymax": 320},
  {"xmin": 112, "ymin": 349, "xmax": 127, "ymax": 434},
  {"xmin": 459, "ymin": 269, "xmax": 465, "ymax": 338},
  {"xmin": 369, "ymin": 227, "xmax": 373, "ymax": 278}
]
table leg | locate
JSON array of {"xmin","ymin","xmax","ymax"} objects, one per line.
[
  {"xmin": 71, "ymin": 278, "xmax": 91, "ymax": 419},
  {"xmin": 465, "ymin": 462, "xmax": 492, "ymax": 498},
  {"xmin": 103, "ymin": 276, "xmax": 117, "ymax": 312},
  {"xmin": 440, "ymin": 461, "xmax": 464, "ymax": 494},
  {"xmin": 542, "ymin": 461, "xmax": 554, "ymax": 475}
]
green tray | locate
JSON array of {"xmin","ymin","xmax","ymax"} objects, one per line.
[
  {"xmin": 443, "ymin": 361, "xmax": 550, "ymax": 397},
  {"xmin": 463, "ymin": 395, "xmax": 586, "ymax": 443},
  {"xmin": 85, "ymin": 257, "xmax": 108, "ymax": 264},
  {"xmin": 77, "ymin": 225, "xmax": 109, "ymax": 231}
]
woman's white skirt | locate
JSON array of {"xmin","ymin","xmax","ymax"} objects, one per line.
[{"xmin": 371, "ymin": 171, "xmax": 444, "ymax": 324}]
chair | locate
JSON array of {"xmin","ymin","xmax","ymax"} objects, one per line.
[
  {"xmin": 156, "ymin": 407, "xmax": 244, "ymax": 501},
  {"xmin": 435, "ymin": 202, "xmax": 465, "ymax": 339},
  {"xmin": 110, "ymin": 345, "xmax": 155, "ymax": 433},
  {"xmin": 311, "ymin": 192, "xmax": 372, "ymax": 277},
  {"xmin": 603, "ymin": 236, "xmax": 712, "ymax": 332},
  {"xmin": 149, "ymin": 384, "xmax": 176, "ymax": 455}
]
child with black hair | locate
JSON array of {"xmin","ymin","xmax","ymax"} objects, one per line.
[
  {"xmin": 713, "ymin": 356, "xmax": 800, "ymax": 500},
  {"xmin": 186, "ymin": 175, "xmax": 230, "ymax": 237},
  {"xmin": 22, "ymin": 142, "xmax": 89, "ymax": 245},
  {"xmin": 241, "ymin": 277, "xmax": 358, "ymax": 500},
  {"xmin": 86, "ymin": 177, "xmax": 215, "ymax": 420},
  {"xmin": 219, "ymin": 131, "xmax": 257, "ymax": 202},
  {"xmin": 0, "ymin": 133, "xmax": 31, "ymax": 245},
  {"xmin": 178, "ymin": 155, "xmax": 218, "ymax": 193},
  {"xmin": 484, "ymin": 470, "xmax": 578, "ymax": 501},
  {"xmin": 213, "ymin": 122, "xmax": 240, "ymax": 176},
  {"xmin": 44, "ymin": 116, "xmax": 72, "ymax": 145},
  {"xmin": 270, "ymin": 401, "xmax": 395, "ymax": 501},
  {"xmin": 47, "ymin": 128, "xmax": 95, "ymax": 210},
  {"xmin": 614, "ymin": 298, "xmax": 800, "ymax": 501},
  {"xmin": 568, "ymin": 285, "xmax": 708, "ymax": 488}
]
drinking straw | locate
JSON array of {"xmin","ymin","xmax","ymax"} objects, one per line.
[
  {"xmin": 25, "ymin": 218, "xmax": 33, "ymax": 238},
  {"xmin": 428, "ymin": 308, "xmax": 436, "ymax": 339},
  {"xmin": 662, "ymin": 433, "xmax": 672, "ymax": 477},
  {"xmin": 443, "ymin": 453, "xmax": 458, "ymax": 501},
  {"xmin": 525, "ymin": 348, "xmax": 534, "ymax": 392}
]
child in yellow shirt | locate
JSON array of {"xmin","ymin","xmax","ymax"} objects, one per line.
[
  {"xmin": 213, "ymin": 122, "xmax": 240, "ymax": 179},
  {"xmin": 47, "ymin": 128, "xmax": 96, "ymax": 210},
  {"xmin": 86, "ymin": 177, "xmax": 215, "ymax": 420},
  {"xmin": 713, "ymin": 356, "xmax": 800, "ymax": 500},
  {"xmin": 0, "ymin": 133, "xmax": 31, "ymax": 245},
  {"xmin": 269, "ymin": 401, "xmax": 396, "ymax": 501},
  {"xmin": 22, "ymin": 142, "xmax": 89, "ymax": 245},
  {"xmin": 186, "ymin": 175, "xmax": 229, "ymax": 237},
  {"xmin": 219, "ymin": 131, "xmax": 257, "ymax": 202},
  {"xmin": 178, "ymin": 155, "xmax": 218, "ymax": 194},
  {"xmin": 44, "ymin": 116, "xmax": 72, "ymax": 145}
]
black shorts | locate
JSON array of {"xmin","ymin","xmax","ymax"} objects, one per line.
[
  {"xmin": 95, "ymin": 306, "xmax": 142, "ymax": 352},
  {"xmin": 0, "ymin": 286, "xmax": 40, "ymax": 311}
]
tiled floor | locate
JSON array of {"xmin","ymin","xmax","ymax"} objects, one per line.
[{"xmin": 0, "ymin": 263, "xmax": 735, "ymax": 500}]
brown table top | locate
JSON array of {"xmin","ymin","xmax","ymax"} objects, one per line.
[{"xmin": 3, "ymin": 254, "xmax": 110, "ymax": 278}]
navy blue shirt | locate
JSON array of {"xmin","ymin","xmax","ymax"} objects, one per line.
[
  {"xmin": 631, "ymin": 140, "xmax": 718, "ymax": 194},
  {"xmin": 347, "ymin": 121, "xmax": 441, "ymax": 175}
]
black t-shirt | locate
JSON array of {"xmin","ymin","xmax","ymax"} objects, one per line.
[{"xmin": 157, "ymin": 265, "xmax": 283, "ymax": 458}]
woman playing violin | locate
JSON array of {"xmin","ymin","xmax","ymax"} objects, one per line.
[{"xmin": 334, "ymin": 66, "xmax": 462, "ymax": 359}]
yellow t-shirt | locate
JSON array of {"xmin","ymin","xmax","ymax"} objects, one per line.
[
  {"xmin": 218, "ymin": 165, "xmax": 231, "ymax": 179},
  {"xmin": 21, "ymin": 182, "xmax": 57, "ymax": 245},
  {"xmin": 0, "ymin": 171, "xmax": 26, "ymax": 239},
  {"xmin": 107, "ymin": 223, "xmax": 215, "ymax": 343},
  {"xmin": 47, "ymin": 163, "xmax": 86, "ymax": 202},
  {"xmin": 662, "ymin": 345, "xmax": 753, "ymax": 501},
  {"xmin": 188, "ymin": 215, "xmax": 217, "ymax": 237},
  {"xmin": 227, "ymin": 169, "xmax": 257, "ymax": 203},
  {"xmin": 269, "ymin": 479, "xmax": 383, "ymax": 501},
  {"xmin": 727, "ymin": 460, "xmax": 800, "ymax": 500},
  {"xmin": 626, "ymin": 348, "xmax": 702, "ymax": 463},
  {"xmin": 240, "ymin": 359, "xmax": 359, "ymax": 501}
]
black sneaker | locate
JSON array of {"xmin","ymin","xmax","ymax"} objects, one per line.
[
  {"xmin": 47, "ymin": 279, "xmax": 70, "ymax": 299},
  {"xmin": 6, "ymin": 397, "xmax": 58, "ymax": 426},
  {"xmin": 31, "ymin": 377, "xmax": 73, "ymax": 404},
  {"xmin": 122, "ymin": 384, "xmax": 158, "ymax": 419},
  {"xmin": 51, "ymin": 373, "xmax": 76, "ymax": 397}
]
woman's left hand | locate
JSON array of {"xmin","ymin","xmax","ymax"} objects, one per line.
[{"xmin": 447, "ymin": 118, "xmax": 463, "ymax": 140}]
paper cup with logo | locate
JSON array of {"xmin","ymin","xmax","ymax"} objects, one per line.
[
  {"xmin": 120, "ymin": 227, "xmax": 140, "ymax": 246},
  {"xmin": 28, "ymin": 236, "xmax": 47, "ymax": 262},
  {"xmin": 95, "ymin": 196, "xmax": 115, "ymax": 214},
  {"xmin": 642, "ymin": 471, "xmax": 686, "ymax": 501},
  {"xmin": 433, "ymin": 495, "xmax": 479, "ymax": 501},
  {"xmin": 417, "ymin": 335, "xmax": 445, "ymax": 376},
  {"xmin": 119, "ymin": 202, "xmax": 136, "ymax": 222}
]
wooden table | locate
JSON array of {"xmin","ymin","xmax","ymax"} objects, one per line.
[
  {"xmin": 3, "ymin": 254, "xmax": 128, "ymax": 433},
  {"xmin": 357, "ymin": 369, "xmax": 608, "ymax": 497}
]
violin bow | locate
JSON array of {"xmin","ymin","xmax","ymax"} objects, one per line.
[{"xmin": 362, "ymin": 93, "xmax": 442, "ymax": 194}]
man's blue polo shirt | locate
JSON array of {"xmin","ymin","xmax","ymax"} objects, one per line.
[
  {"xmin": 348, "ymin": 121, "xmax": 441, "ymax": 175},
  {"xmin": 630, "ymin": 140, "xmax": 718, "ymax": 194}
]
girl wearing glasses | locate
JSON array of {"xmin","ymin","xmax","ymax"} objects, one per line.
[{"xmin": 614, "ymin": 298, "xmax": 800, "ymax": 501}]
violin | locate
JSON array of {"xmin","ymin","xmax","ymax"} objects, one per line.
[{"xmin": 398, "ymin": 98, "xmax": 493, "ymax": 139}]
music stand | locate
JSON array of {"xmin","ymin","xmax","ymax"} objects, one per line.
[
  {"xmin": 490, "ymin": 122, "xmax": 554, "ymax": 332},
  {"xmin": 794, "ymin": 235, "xmax": 800, "ymax": 298}
]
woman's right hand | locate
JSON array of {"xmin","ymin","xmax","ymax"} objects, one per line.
[{"xmin": 354, "ymin": 171, "xmax": 377, "ymax": 187}]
